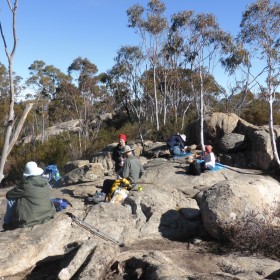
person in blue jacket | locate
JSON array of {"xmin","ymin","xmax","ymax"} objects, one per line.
[{"xmin": 167, "ymin": 133, "xmax": 186, "ymax": 157}]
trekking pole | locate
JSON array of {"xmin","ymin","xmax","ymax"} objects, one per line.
[{"xmin": 66, "ymin": 212, "xmax": 125, "ymax": 247}]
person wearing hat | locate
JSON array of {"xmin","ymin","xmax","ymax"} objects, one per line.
[
  {"xmin": 2, "ymin": 161, "xmax": 56, "ymax": 230},
  {"xmin": 120, "ymin": 145, "xmax": 144, "ymax": 189},
  {"xmin": 166, "ymin": 133, "xmax": 186, "ymax": 157},
  {"xmin": 200, "ymin": 145, "xmax": 216, "ymax": 171},
  {"xmin": 112, "ymin": 133, "xmax": 127, "ymax": 178},
  {"xmin": 89, "ymin": 144, "xmax": 144, "ymax": 204}
]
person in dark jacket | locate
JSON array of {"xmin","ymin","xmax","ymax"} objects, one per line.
[
  {"xmin": 167, "ymin": 133, "xmax": 186, "ymax": 157},
  {"xmin": 3, "ymin": 161, "xmax": 55, "ymax": 230},
  {"xmin": 112, "ymin": 133, "xmax": 127, "ymax": 178}
]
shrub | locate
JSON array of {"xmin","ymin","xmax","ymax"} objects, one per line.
[{"xmin": 221, "ymin": 210, "xmax": 280, "ymax": 260}]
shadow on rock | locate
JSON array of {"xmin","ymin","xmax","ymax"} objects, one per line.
[{"xmin": 158, "ymin": 209, "xmax": 202, "ymax": 242}]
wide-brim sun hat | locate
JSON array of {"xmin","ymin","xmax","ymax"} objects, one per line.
[
  {"xmin": 180, "ymin": 134, "xmax": 186, "ymax": 142},
  {"xmin": 23, "ymin": 161, "xmax": 44, "ymax": 177},
  {"xmin": 121, "ymin": 145, "xmax": 135, "ymax": 154}
]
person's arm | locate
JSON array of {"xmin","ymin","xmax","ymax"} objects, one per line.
[
  {"xmin": 176, "ymin": 136, "xmax": 184, "ymax": 150},
  {"xmin": 6, "ymin": 185, "xmax": 25, "ymax": 200},
  {"xmin": 139, "ymin": 163, "xmax": 144, "ymax": 178},
  {"xmin": 121, "ymin": 160, "xmax": 130, "ymax": 179}
]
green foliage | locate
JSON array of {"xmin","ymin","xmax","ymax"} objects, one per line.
[{"xmin": 5, "ymin": 132, "xmax": 82, "ymax": 184}]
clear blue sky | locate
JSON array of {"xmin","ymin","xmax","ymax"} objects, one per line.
[{"xmin": 0, "ymin": 0, "xmax": 256, "ymax": 87}]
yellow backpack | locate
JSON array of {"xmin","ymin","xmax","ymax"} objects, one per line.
[{"xmin": 108, "ymin": 178, "xmax": 131, "ymax": 201}]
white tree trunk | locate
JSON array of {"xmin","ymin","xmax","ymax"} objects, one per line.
[
  {"xmin": 153, "ymin": 65, "xmax": 160, "ymax": 131},
  {"xmin": 268, "ymin": 97, "xmax": 280, "ymax": 165},
  {"xmin": 0, "ymin": 1, "xmax": 33, "ymax": 182},
  {"xmin": 199, "ymin": 65, "xmax": 205, "ymax": 151}
]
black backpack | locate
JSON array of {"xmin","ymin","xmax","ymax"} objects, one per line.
[{"xmin": 188, "ymin": 161, "xmax": 201, "ymax": 175}]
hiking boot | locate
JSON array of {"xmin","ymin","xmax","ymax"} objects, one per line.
[
  {"xmin": 90, "ymin": 191, "xmax": 106, "ymax": 204},
  {"xmin": 2, "ymin": 223, "xmax": 13, "ymax": 231}
]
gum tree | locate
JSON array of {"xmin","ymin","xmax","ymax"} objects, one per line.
[
  {"xmin": 0, "ymin": 0, "xmax": 34, "ymax": 182},
  {"xmin": 107, "ymin": 46, "xmax": 145, "ymax": 143},
  {"xmin": 239, "ymin": 0, "xmax": 280, "ymax": 165},
  {"xmin": 127, "ymin": 0, "xmax": 168, "ymax": 131},
  {"xmin": 171, "ymin": 11, "xmax": 232, "ymax": 149}
]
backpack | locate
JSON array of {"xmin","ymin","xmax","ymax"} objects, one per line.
[
  {"xmin": 44, "ymin": 165, "xmax": 61, "ymax": 185},
  {"xmin": 51, "ymin": 198, "xmax": 69, "ymax": 212},
  {"xmin": 188, "ymin": 161, "xmax": 202, "ymax": 176},
  {"xmin": 108, "ymin": 178, "xmax": 131, "ymax": 201}
]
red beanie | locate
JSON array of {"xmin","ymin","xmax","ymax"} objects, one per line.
[{"xmin": 119, "ymin": 134, "xmax": 127, "ymax": 142}]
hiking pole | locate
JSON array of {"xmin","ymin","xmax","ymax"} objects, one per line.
[{"xmin": 66, "ymin": 212, "xmax": 125, "ymax": 247}]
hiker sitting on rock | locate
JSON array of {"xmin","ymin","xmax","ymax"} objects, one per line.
[
  {"xmin": 90, "ymin": 145, "xmax": 144, "ymax": 204},
  {"xmin": 200, "ymin": 145, "xmax": 216, "ymax": 171},
  {"xmin": 167, "ymin": 133, "xmax": 186, "ymax": 157},
  {"xmin": 112, "ymin": 133, "xmax": 127, "ymax": 178},
  {"xmin": 2, "ymin": 161, "xmax": 56, "ymax": 230}
]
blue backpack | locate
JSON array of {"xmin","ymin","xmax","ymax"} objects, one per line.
[
  {"xmin": 44, "ymin": 165, "xmax": 61, "ymax": 187},
  {"xmin": 51, "ymin": 198, "xmax": 69, "ymax": 212}
]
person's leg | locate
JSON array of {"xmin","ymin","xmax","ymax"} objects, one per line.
[
  {"xmin": 200, "ymin": 161, "xmax": 206, "ymax": 172},
  {"xmin": 3, "ymin": 199, "xmax": 16, "ymax": 225},
  {"xmin": 102, "ymin": 179, "xmax": 115, "ymax": 195}
]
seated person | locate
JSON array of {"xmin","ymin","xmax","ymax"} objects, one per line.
[
  {"xmin": 91, "ymin": 145, "xmax": 144, "ymax": 203},
  {"xmin": 3, "ymin": 161, "xmax": 56, "ymax": 230},
  {"xmin": 112, "ymin": 133, "xmax": 127, "ymax": 178},
  {"xmin": 200, "ymin": 145, "xmax": 216, "ymax": 171},
  {"xmin": 167, "ymin": 133, "xmax": 186, "ymax": 156}
]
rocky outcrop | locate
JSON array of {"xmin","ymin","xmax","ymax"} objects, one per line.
[
  {"xmin": 185, "ymin": 112, "xmax": 280, "ymax": 171},
  {"xmin": 0, "ymin": 151, "xmax": 280, "ymax": 279},
  {"xmin": 23, "ymin": 119, "xmax": 82, "ymax": 144},
  {"xmin": 23, "ymin": 114, "xmax": 113, "ymax": 144}
]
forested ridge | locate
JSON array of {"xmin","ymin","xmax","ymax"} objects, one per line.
[{"xmin": 0, "ymin": 0, "xmax": 280, "ymax": 184}]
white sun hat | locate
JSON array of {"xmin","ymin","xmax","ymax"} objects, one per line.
[
  {"xmin": 180, "ymin": 134, "xmax": 186, "ymax": 142},
  {"xmin": 23, "ymin": 161, "xmax": 44, "ymax": 177}
]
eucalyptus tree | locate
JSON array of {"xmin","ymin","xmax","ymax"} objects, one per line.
[
  {"xmin": 0, "ymin": 0, "xmax": 34, "ymax": 182},
  {"xmin": 26, "ymin": 60, "xmax": 71, "ymax": 142},
  {"xmin": 161, "ymin": 30, "xmax": 195, "ymax": 129},
  {"xmin": 107, "ymin": 46, "xmax": 145, "ymax": 142},
  {"xmin": 127, "ymin": 0, "xmax": 168, "ymax": 131},
  {"xmin": 0, "ymin": 62, "xmax": 24, "ymax": 143},
  {"xmin": 239, "ymin": 0, "xmax": 280, "ymax": 165},
  {"xmin": 27, "ymin": 60, "xmax": 70, "ymax": 99},
  {"xmin": 68, "ymin": 57, "xmax": 113, "ymax": 152},
  {"xmin": 170, "ymin": 11, "xmax": 232, "ymax": 149},
  {"xmin": 68, "ymin": 57, "xmax": 99, "ymax": 137}
]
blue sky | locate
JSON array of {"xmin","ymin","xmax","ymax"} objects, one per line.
[{"xmin": 0, "ymin": 0, "xmax": 256, "ymax": 89}]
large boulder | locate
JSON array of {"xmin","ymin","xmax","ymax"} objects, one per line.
[
  {"xmin": 61, "ymin": 163, "xmax": 104, "ymax": 186},
  {"xmin": 142, "ymin": 141, "xmax": 169, "ymax": 158},
  {"xmin": 195, "ymin": 177, "xmax": 280, "ymax": 240},
  {"xmin": 218, "ymin": 133, "xmax": 246, "ymax": 152},
  {"xmin": 185, "ymin": 113, "xmax": 240, "ymax": 146},
  {"xmin": 64, "ymin": 160, "xmax": 90, "ymax": 174}
]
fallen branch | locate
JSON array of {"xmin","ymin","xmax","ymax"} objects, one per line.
[{"xmin": 66, "ymin": 212, "xmax": 125, "ymax": 247}]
